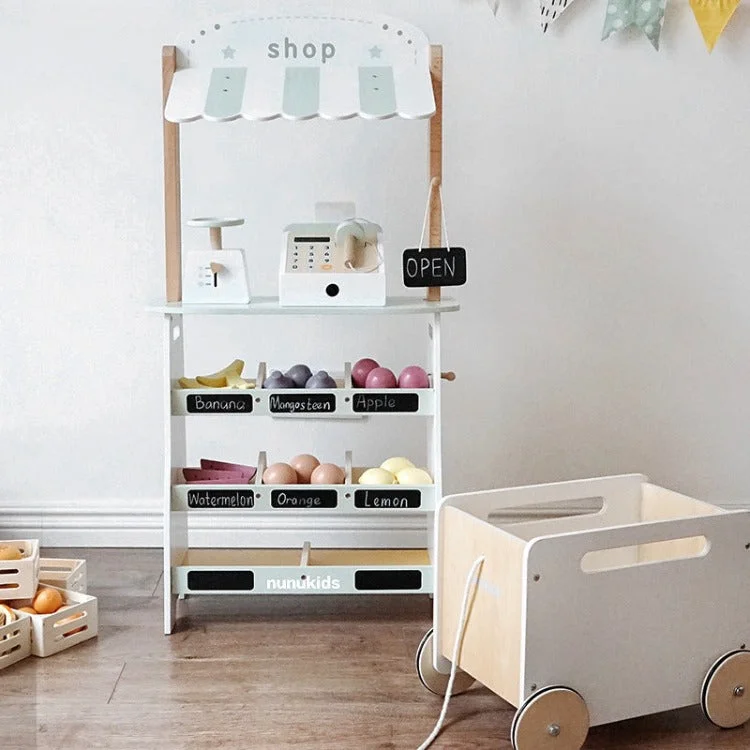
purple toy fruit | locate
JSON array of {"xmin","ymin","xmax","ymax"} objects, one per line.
[
  {"xmin": 263, "ymin": 370, "xmax": 296, "ymax": 389},
  {"xmin": 398, "ymin": 365, "xmax": 430, "ymax": 390},
  {"xmin": 305, "ymin": 370, "xmax": 337, "ymax": 389},
  {"xmin": 285, "ymin": 363, "xmax": 313, "ymax": 388},
  {"xmin": 351, "ymin": 358, "xmax": 380, "ymax": 388},
  {"xmin": 365, "ymin": 367, "xmax": 398, "ymax": 389}
]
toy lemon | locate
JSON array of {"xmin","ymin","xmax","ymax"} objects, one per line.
[
  {"xmin": 358, "ymin": 468, "xmax": 398, "ymax": 485},
  {"xmin": 396, "ymin": 467, "xmax": 433, "ymax": 485},
  {"xmin": 380, "ymin": 457, "xmax": 415, "ymax": 475}
]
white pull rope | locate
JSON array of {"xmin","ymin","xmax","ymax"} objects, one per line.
[
  {"xmin": 417, "ymin": 180, "xmax": 451, "ymax": 253},
  {"xmin": 417, "ymin": 555, "xmax": 485, "ymax": 750}
]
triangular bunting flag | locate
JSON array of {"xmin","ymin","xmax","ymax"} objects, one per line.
[
  {"xmin": 690, "ymin": 0, "xmax": 741, "ymax": 52},
  {"xmin": 487, "ymin": 0, "xmax": 501, "ymax": 16},
  {"xmin": 602, "ymin": 0, "xmax": 667, "ymax": 50},
  {"xmin": 540, "ymin": 0, "xmax": 578, "ymax": 33}
]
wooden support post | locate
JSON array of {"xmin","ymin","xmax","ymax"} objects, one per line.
[
  {"xmin": 162, "ymin": 46, "xmax": 182, "ymax": 303},
  {"xmin": 427, "ymin": 45, "xmax": 443, "ymax": 304}
]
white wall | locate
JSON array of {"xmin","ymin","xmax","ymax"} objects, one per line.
[{"xmin": 2, "ymin": 0, "xmax": 750, "ymax": 544}]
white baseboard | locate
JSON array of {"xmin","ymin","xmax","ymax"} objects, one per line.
[
  {"xmin": 0, "ymin": 498, "xmax": 430, "ymax": 548},
  {"xmin": 2, "ymin": 497, "xmax": 748, "ymax": 548}
]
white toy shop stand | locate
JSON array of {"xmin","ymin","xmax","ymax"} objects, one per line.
[
  {"xmin": 417, "ymin": 473, "xmax": 750, "ymax": 749},
  {"xmin": 155, "ymin": 6, "xmax": 458, "ymax": 635}
]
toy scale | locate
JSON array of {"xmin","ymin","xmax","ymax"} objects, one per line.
[{"xmin": 182, "ymin": 217, "xmax": 250, "ymax": 304}]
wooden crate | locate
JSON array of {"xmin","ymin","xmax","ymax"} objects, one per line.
[
  {"xmin": 438, "ymin": 474, "xmax": 750, "ymax": 728},
  {"xmin": 0, "ymin": 611, "xmax": 31, "ymax": 671},
  {"xmin": 39, "ymin": 558, "xmax": 87, "ymax": 594},
  {"xmin": 14, "ymin": 587, "xmax": 98, "ymax": 657},
  {"xmin": 0, "ymin": 540, "xmax": 40, "ymax": 601}
]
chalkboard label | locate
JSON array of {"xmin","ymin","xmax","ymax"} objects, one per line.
[
  {"xmin": 352, "ymin": 392, "xmax": 419, "ymax": 413},
  {"xmin": 187, "ymin": 489, "xmax": 255, "ymax": 509},
  {"xmin": 271, "ymin": 489, "xmax": 338, "ymax": 509},
  {"xmin": 269, "ymin": 393, "xmax": 336, "ymax": 415},
  {"xmin": 187, "ymin": 570, "xmax": 254, "ymax": 591},
  {"xmin": 354, "ymin": 570, "xmax": 422, "ymax": 591},
  {"xmin": 354, "ymin": 489, "xmax": 421, "ymax": 509},
  {"xmin": 402, "ymin": 247, "xmax": 467, "ymax": 288},
  {"xmin": 186, "ymin": 394, "xmax": 254, "ymax": 414}
]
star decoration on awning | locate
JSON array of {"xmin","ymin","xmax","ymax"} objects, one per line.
[
  {"xmin": 369, "ymin": 45, "xmax": 382, "ymax": 58},
  {"xmin": 221, "ymin": 45, "xmax": 236, "ymax": 59}
]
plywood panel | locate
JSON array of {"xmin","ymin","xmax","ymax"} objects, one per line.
[{"xmin": 439, "ymin": 505, "xmax": 525, "ymax": 707}]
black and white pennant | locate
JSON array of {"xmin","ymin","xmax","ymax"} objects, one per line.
[{"xmin": 540, "ymin": 0, "xmax": 576, "ymax": 32}]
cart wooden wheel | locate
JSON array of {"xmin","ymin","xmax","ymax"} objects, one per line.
[
  {"xmin": 415, "ymin": 628, "xmax": 475, "ymax": 697},
  {"xmin": 510, "ymin": 686, "xmax": 589, "ymax": 750},
  {"xmin": 701, "ymin": 650, "xmax": 750, "ymax": 729}
]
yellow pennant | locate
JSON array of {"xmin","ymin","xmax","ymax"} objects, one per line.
[{"xmin": 690, "ymin": 0, "xmax": 741, "ymax": 52}]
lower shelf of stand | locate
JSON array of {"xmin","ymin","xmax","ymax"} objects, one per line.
[{"xmin": 172, "ymin": 548, "xmax": 432, "ymax": 596}]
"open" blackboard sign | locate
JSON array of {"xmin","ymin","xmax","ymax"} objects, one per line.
[{"xmin": 402, "ymin": 247, "xmax": 467, "ymax": 288}]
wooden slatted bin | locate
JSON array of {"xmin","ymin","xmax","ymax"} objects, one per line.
[
  {"xmin": 16, "ymin": 587, "xmax": 98, "ymax": 657},
  {"xmin": 0, "ymin": 540, "xmax": 40, "ymax": 601},
  {"xmin": 0, "ymin": 611, "xmax": 31, "ymax": 671},
  {"xmin": 437, "ymin": 474, "xmax": 750, "ymax": 730},
  {"xmin": 39, "ymin": 558, "xmax": 87, "ymax": 594}
]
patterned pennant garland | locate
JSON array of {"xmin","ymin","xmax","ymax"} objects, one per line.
[
  {"xmin": 690, "ymin": 0, "xmax": 741, "ymax": 52},
  {"xmin": 540, "ymin": 0, "xmax": 577, "ymax": 32},
  {"xmin": 602, "ymin": 0, "xmax": 667, "ymax": 50},
  {"xmin": 486, "ymin": 0, "xmax": 500, "ymax": 16}
]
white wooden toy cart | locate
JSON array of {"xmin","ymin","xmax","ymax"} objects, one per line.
[
  {"xmin": 416, "ymin": 474, "xmax": 750, "ymax": 749},
  {"xmin": 154, "ymin": 5, "xmax": 460, "ymax": 634}
]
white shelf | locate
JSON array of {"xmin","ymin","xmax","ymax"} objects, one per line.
[
  {"xmin": 171, "ymin": 385, "xmax": 435, "ymax": 417},
  {"xmin": 149, "ymin": 295, "xmax": 459, "ymax": 316},
  {"xmin": 172, "ymin": 547, "xmax": 433, "ymax": 596},
  {"xmin": 171, "ymin": 481, "xmax": 435, "ymax": 513}
]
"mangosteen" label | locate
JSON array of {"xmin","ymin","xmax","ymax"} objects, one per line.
[
  {"xmin": 187, "ymin": 394, "xmax": 254, "ymax": 414},
  {"xmin": 352, "ymin": 392, "xmax": 419, "ymax": 413},
  {"xmin": 354, "ymin": 489, "xmax": 421, "ymax": 509},
  {"xmin": 270, "ymin": 489, "xmax": 338, "ymax": 509},
  {"xmin": 187, "ymin": 489, "xmax": 256, "ymax": 509},
  {"xmin": 269, "ymin": 393, "xmax": 336, "ymax": 414}
]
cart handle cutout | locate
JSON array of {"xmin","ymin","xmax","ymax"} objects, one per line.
[
  {"xmin": 581, "ymin": 535, "xmax": 709, "ymax": 573},
  {"xmin": 488, "ymin": 497, "xmax": 605, "ymax": 526}
]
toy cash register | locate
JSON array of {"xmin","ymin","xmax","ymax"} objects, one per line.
[{"xmin": 279, "ymin": 210, "xmax": 386, "ymax": 307}]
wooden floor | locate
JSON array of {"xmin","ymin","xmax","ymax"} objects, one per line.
[{"xmin": 1, "ymin": 548, "xmax": 749, "ymax": 750}]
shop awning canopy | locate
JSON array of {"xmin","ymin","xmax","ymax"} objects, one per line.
[{"xmin": 164, "ymin": 6, "xmax": 436, "ymax": 123}]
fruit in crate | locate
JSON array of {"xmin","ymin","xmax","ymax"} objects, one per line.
[
  {"xmin": 263, "ymin": 370, "xmax": 296, "ymax": 389},
  {"xmin": 0, "ymin": 603, "xmax": 17, "ymax": 627},
  {"xmin": 289, "ymin": 454, "xmax": 320, "ymax": 483},
  {"xmin": 33, "ymin": 587, "xmax": 64, "ymax": 615},
  {"xmin": 380, "ymin": 457, "xmax": 415, "ymax": 475},
  {"xmin": 262, "ymin": 463, "xmax": 298, "ymax": 484},
  {"xmin": 17, "ymin": 607, "xmax": 37, "ymax": 615},
  {"xmin": 396, "ymin": 467, "xmax": 433, "ymax": 485},
  {"xmin": 200, "ymin": 459, "xmax": 256, "ymax": 480},
  {"xmin": 56, "ymin": 611, "xmax": 86, "ymax": 635},
  {"xmin": 351, "ymin": 357, "xmax": 380, "ymax": 388},
  {"xmin": 285, "ymin": 364, "xmax": 313, "ymax": 388},
  {"xmin": 358, "ymin": 468, "xmax": 397, "ymax": 485},
  {"xmin": 310, "ymin": 463, "xmax": 346, "ymax": 485},
  {"xmin": 0, "ymin": 545, "xmax": 22, "ymax": 561},
  {"xmin": 193, "ymin": 359, "xmax": 253, "ymax": 389},
  {"xmin": 365, "ymin": 367, "xmax": 397, "ymax": 389},
  {"xmin": 398, "ymin": 365, "xmax": 430, "ymax": 389},
  {"xmin": 305, "ymin": 370, "xmax": 337, "ymax": 389}
]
